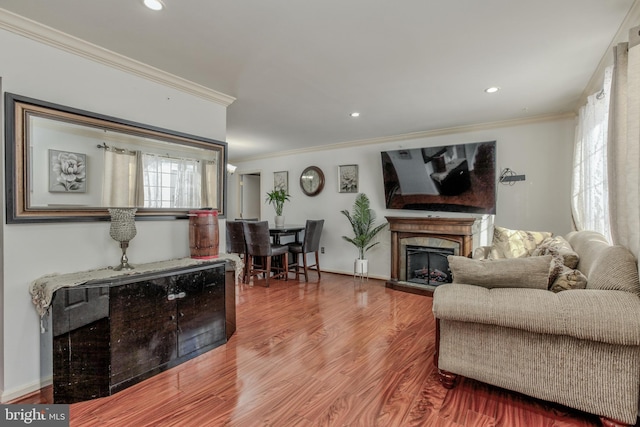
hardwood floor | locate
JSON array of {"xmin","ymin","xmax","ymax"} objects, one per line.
[{"xmin": 17, "ymin": 273, "xmax": 612, "ymax": 426}]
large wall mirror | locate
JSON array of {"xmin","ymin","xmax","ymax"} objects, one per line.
[{"xmin": 5, "ymin": 93, "xmax": 227, "ymax": 223}]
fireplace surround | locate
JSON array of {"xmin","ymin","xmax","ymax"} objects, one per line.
[{"xmin": 386, "ymin": 216, "xmax": 476, "ymax": 295}]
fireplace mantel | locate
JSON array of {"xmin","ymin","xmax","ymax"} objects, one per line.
[{"xmin": 385, "ymin": 216, "xmax": 476, "ymax": 295}]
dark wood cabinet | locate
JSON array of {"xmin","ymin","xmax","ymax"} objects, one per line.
[
  {"xmin": 49, "ymin": 261, "xmax": 232, "ymax": 403},
  {"xmin": 174, "ymin": 267, "xmax": 226, "ymax": 357},
  {"xmin": 108, "ymin": 275, "xmax": 178, "ymax": 388}
]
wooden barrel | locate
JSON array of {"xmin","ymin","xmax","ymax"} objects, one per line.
[{"xmin": 189, "ymin": 210, "xmax": 219, "ymax": 259}]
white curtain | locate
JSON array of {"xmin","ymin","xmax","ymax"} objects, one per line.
[
  {"xmin": 102, "ymin": 149, "xmax": 139, "ymax": 207},
  {"xmin": 571, "ymin": 67, "xmax": 612, "ymax": 241},
  {"xmin": 175, "ymin": 157, "xmax": 202, "ymax": 208},
  {"xmin": 201, "ymin": 160, "xmax": 218, "ymax": 209},
  {"xmin": 142, "ymin": 154, "xmax": 160, "ymax": 208},
  {"xmin": 608, "ymin": 26, "xmax": 640, "ymax": 259},
  {"xmin": 142, "ymin": 153, "xmax": 202, "ymax": 208}
]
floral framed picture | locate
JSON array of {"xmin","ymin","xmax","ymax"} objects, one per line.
[
  {"xmin": 49, "ymin": 149, "xmax": 87, "ymax": 193},
  {"xmin": 274, "ymin": 171, "xmax": 288, "ymax": 192},
  {"xmin": 338, "ymin": 164, "xmax": 358, "ymax": 193}
]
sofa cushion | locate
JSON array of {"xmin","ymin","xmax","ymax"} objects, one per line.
[
  {"xmin": 550, "ymin": 266, "xmax": 588, "ymax": 292},
  {"xmin": 532, "ymin": 235, "xmax": 579, "ymax": 269},
  {"xmin": 489, "ymin": 226, "xmax": 553, "ymax": 259},
  {"xmin": 433, "ymin": 283, "xmax": 640, "ymax": 346},
  {"xmin": 448, "ymin": 255, "xmax": 551, "ymax": 290}
]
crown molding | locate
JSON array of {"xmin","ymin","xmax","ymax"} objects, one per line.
[
  {"xmin": 230, "ymin": 112, "xmax": 576, "ymax": 163},
  {"xmin": 0, "ymin": 8, "xmax": 236, "ymax": 107},
  {"xmin": 578, "ymin": 0, "xmax": 640, "ymax": 106}
]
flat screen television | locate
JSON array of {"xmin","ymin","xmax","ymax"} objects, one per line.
[{"xmin": 381, "ymin": 140, "xmax": 496, "ymax": 214}]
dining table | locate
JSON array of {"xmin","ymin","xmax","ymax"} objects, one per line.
[{"xmin": 268, "ymin": 224, "xmax": 305, "ymax": 245}]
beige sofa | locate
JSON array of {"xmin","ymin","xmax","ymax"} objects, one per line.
[{"xmin": 432, "ymin": 230, "xmax": 640, "ymax": 425}]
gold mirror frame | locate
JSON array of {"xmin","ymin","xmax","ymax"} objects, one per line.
[{"xmin": 5, "ymin": 93, "xmax": 227, "ymax": 223}]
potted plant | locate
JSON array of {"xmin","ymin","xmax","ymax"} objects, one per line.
[
  {"xmin": 265, "ymin": 188, "xmax": 290, "ymax": 227},
  {"xmin": 340, "ymin": 193, "xmax": 387, "ymax": 276}
]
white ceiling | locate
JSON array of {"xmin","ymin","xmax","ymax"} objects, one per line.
[{"xmin": 0, "ymin": 0, "xmax": 636, "ymax": 161}]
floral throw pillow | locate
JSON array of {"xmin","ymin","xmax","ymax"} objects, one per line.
[
  {"xmin": 540, "ymin": 246, "xmax": 566, "ymax": 287},
  {"xmin": 532, "ymin": 236, "xmax": 579, "ymax": 269},
  {"xmin": 488, "ymin": 226, "xmax": 553, "ymax": 259},
  {"xmin": 550, "ymin": 266, "xmax": 588, "ymax": 292}
]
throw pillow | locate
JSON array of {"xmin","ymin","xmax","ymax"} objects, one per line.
[
  {"xmin": 448, "ymin": 255, "xmax": 552, "ymax": 290},
  {"xmin": 488, "ymin": 226, "xmax": 553, "ymax": 259},
  {"xmin": 532, "ymin": 235, "xmax": 579, "ymax": 269},
  {"xmin": 540, "ymin": 246, "xmax": 566, "ymax": 286},
  {"xmin": 550, "ymin": 266, "xmax": 588, "ymax": 292}
]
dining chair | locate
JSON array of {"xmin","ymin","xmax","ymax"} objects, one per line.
[
  {"xmin": 225, "ymin": 220, "xmax": 249, "ymax": 283},
  {"xmin": 242, "ymin": 221, "xmax": 289, "ymax": 287},
  {"xmin": 288, "ymin": 219, "xmax": 324, "ymax": 281}
]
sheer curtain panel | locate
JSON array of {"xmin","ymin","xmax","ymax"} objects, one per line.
[
  {"xmin": 142, "ymin": 153, "xmax": 202, "ymax": 208},
  {"xmin": 174, "ymin": 157, "xmax": 202, "ymax": 208},
  {"xmin": 571, "ymin": 67, "xmax": 612, "ymax": 241}
]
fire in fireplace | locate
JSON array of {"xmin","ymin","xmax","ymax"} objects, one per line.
[{"xmin": 406, "ymin": 245, "xmax": 455, "ymax": 286}]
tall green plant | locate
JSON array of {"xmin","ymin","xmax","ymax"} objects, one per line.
[
  {"xmin": 265, "ymin": 188, "xmax": 290, "ymax": 216},
  {"xmin": 341, "ymin": 193, "xmax": 387, "ymax": 259}
]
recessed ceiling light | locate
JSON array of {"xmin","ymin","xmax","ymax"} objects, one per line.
[
  {"xmin": 350, "ymin": 112, "xmax": 360, "ymax": 118},
  {"xmin": 485, "ymin": 87, "xmax": 500, "ymax": 94},
  {"xmin": 143, "ymin": 0, "xmax": 164, "ymax": 11}
]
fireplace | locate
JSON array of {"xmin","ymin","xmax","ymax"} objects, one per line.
[
  {"xmin": 406, "ymin": 245, "xmax": 454, "ymax": 286},
  {"xmin": 386, "ymin": 216, "xmax": 476, "ymax": 295}
]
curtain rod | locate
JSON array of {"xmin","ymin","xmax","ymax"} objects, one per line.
[
  {"xmin": 96, "ymin": 142, "xmax": 137, "ymax": 156},
  {"xmin": 98, "ymin": 143, "xmax": 217, "ymax": 164}
]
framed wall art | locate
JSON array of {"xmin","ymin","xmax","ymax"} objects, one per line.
[
  {"xmin": 49, "ymin": 149, "xmax": 87, "ymax": 193},
  {"xmin": 274, "ymin": 171, "xmax": 288, "ymax": 192},
  {"xmin": 338, "ymin": 164, "xmax": 358, "ymax": 193}
]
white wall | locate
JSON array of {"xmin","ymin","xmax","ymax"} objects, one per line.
[
  {"xmin": 228, "ymin": 117, "xmax": 575, "ymax": 278},
  {"xmin": 0, "ymin": 29, "xmax": 227, "ymax": 400}
]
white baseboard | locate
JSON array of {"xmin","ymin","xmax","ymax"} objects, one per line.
[{"xmin": 1, "ymin": 377, "xmax": 51, "ymax": 403}]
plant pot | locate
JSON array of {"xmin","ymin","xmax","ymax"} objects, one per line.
[
  {"xmin": 275, "ymin": 215, "xmax": 285, "ymax": 227},
  {"xmin": 354, "ymin": 258, "xmax": 368, "ymax": 275}
]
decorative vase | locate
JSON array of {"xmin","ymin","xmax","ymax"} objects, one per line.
[
  {"xmin": 109, "ymin": 208, "xmax": 137, "ymax": 271},
  {"xmin": 275, "ymin": 215, "xmax": 285, "ymax": 228},
  {"xmin": 354, "ymin": 258, "xmax": 368, "ymax": 278}
]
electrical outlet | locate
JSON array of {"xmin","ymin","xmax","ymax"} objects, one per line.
[{"xmin": 321, "ymin": 247, "xmax": 325, "ymax": 254}]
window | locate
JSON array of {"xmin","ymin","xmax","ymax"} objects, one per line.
[
  {"xmin": 571, "ymin": 67, "xmax": 612, "ymax": 241},
  {"xmin": 142, "ymin": 153, "xmax": 202, "ymax": 208}
]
